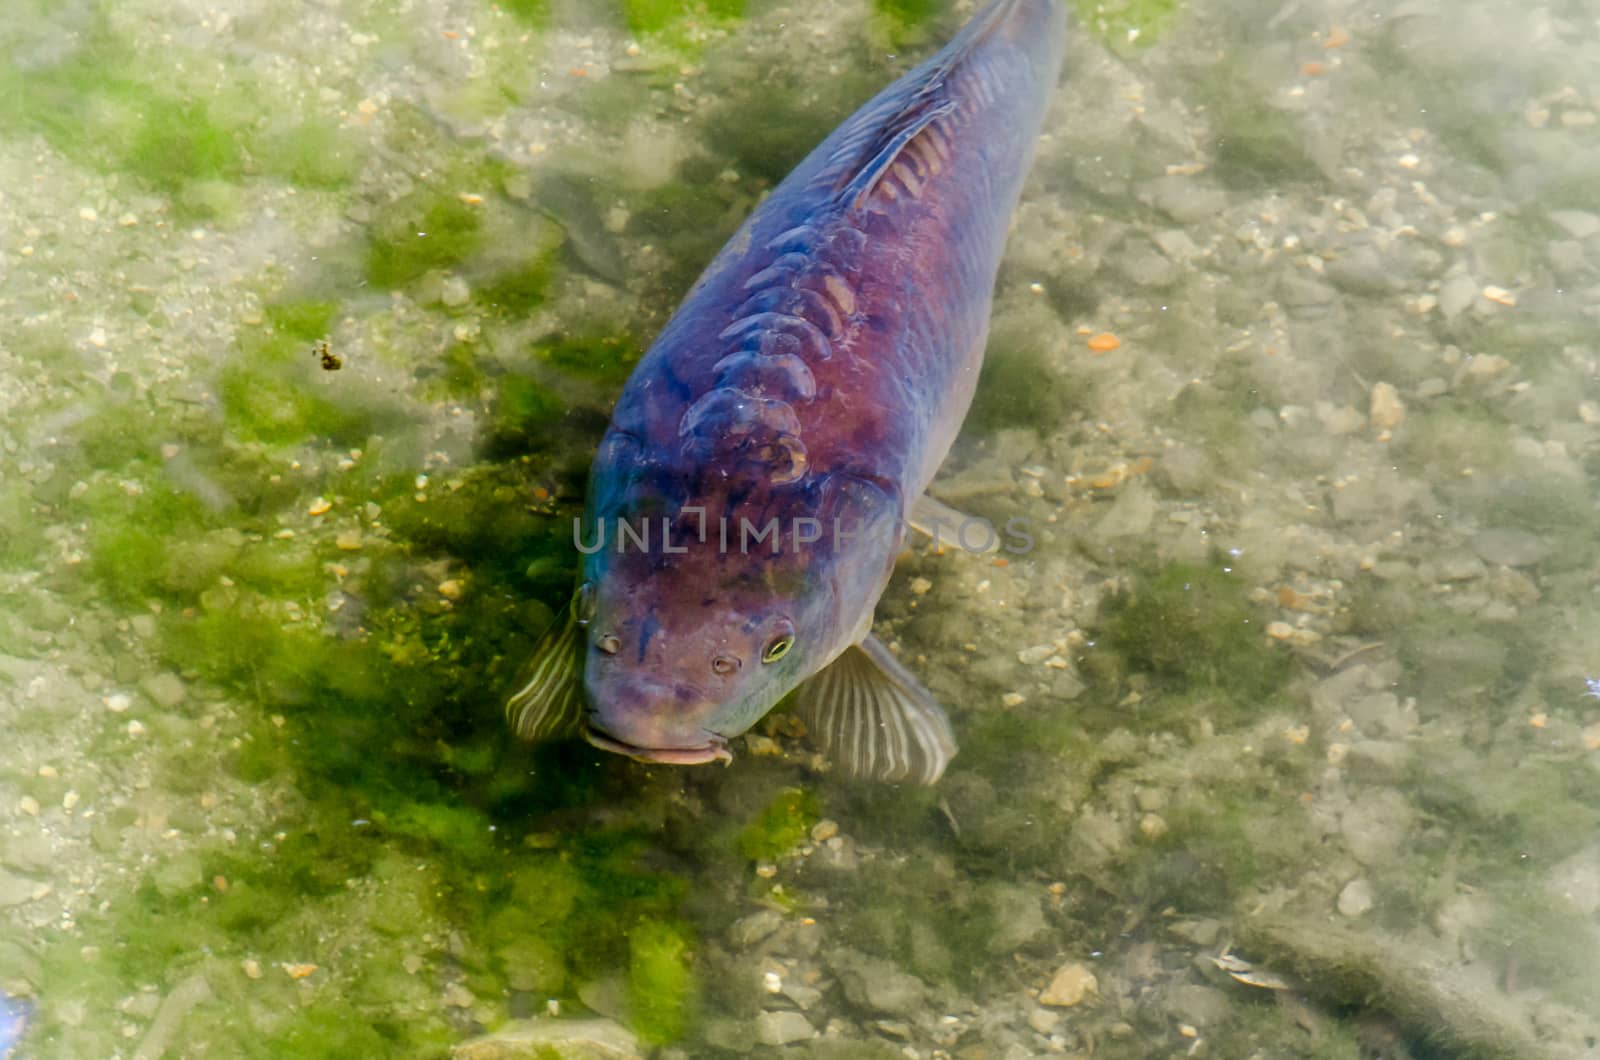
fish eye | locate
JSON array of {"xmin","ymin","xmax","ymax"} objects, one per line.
[
  {"xmin": 762, "ymin": 633, "xmax": 795, "ymax": 664},
  {"xmin": 712, "ymin": 655, "xmax": 740, "ymax": 676},
  {"xmin": 596, "ymin": 633, "xmax": 620, "ymax": 656},
  {"xmin": 574, "ymin": 581, "xmax": 597, "ymax": 626}
]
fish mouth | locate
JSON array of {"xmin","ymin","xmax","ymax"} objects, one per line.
[{"xmin": 581, "ymin": 724, "xmax": 733, "ymax": 766}]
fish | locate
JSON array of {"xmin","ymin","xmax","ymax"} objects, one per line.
[
  {"xmin": 507, "ymin": 0, "xmax": 1066, "ymax": 784},
  {"xmin": 0, "ymin": 990, "xmax": 29, "ymax": 1060}
]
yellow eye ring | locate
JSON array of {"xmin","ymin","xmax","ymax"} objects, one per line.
[{"xmin": 762, "ymin": 634, "xmax": 795, "ymax": 664}]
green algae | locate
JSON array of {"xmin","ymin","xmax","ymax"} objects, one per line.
[
  {"xmin": 0, "ymin": 12, "xmax": 366, "ymax": 217},
  {"xmin": 966, "ymin": 341, "xmax": 1091, "ymax": 435},
  {"xmin": 622, "ymin": 0, "xmax": 747, "ymax": 37},
  {"xmin": 0, "ymin": 485, "xmax": 45, "ymax": 569},
  {"xmin": 1096, "ymin": 559, "xmax": 1291, "ymax": 703},
  {"xmin": 736, "ymin": 787, "xmax": 820, "ymax": 862},
  {"xmin": 125, "ymin": 97, "xmax": 245, "ymax": 195},
  {"xmin": 219, "ymin": 364, "xmax": 376, "ymax": 446},
  {"xmin": 627, "ymin": 920, "xmax": 697, "ymax": 1043},
  {"xmin": 49, "ymin": 359, "xmax": 720, "ymax": 1052},
  {"xmin": 498, "ymin": 0, "xmax": 551, "ymax": 24},
  {"xmin": 1195, "ymin": 62, "xmax": 1324, "ymax": 190},
  {"xmin": 366, "ymin": 191, "xmax": 486, "ymax": 289},
  {"xmin": 870, "ymin": 0, "xmax": 947, "ymax": 48},
  {"xmin": 537, "ymin": 334, "xmax": 641, "ymax": 388},
  {"xmin": 1070, "ymin": 0, "xmax": 1180, "ymax": 48}
]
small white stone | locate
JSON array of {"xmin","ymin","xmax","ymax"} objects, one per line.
[
  {"xmin": 1338, "ymin": 877, "xmax": 1375, "ymax": 917},
  {"xmin": 104, "ymin": 693, "xmax": 132, "ymax": 713}
]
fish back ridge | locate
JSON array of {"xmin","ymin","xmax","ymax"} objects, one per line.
[
  {"xmin": 656, "ymin": 0, "xmax": 1064, "ymax": 491},
  {"xmin": 826, "ymin": 0, "xmax": 1064, "ymax": 213}
]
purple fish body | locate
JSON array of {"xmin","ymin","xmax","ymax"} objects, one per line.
[
  {"xmin": 510, "ymin": 0, "xmax": 1065, "ymax": 782},
  {"xmin": 0, "ymin": 991, "xmax": 28, "ymax": 1059}
]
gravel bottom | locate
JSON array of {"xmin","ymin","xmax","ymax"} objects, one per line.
[{"xmin": 3, "ymin": 0, "xmax": 1600, "ymax": 1058}]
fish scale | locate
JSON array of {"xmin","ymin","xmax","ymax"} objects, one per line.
[{"xmin": 508, "ymin": 0, "xmax": 1066, "ymax": 783}]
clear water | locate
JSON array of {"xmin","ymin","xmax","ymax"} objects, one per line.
[{"xmin": 3, "ymin": 0, "xmax": 1599, "ymax": 1057}]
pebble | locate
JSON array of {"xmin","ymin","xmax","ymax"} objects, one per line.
[
  {"xmin": 139, "ymin": 672, "xmax": 187, "ymax": 709},
  {"xmin": 1340, "ymin": 790, "xmax": 1415, "ymax": 865},
  {"xmin": 1549, "ymin": 210, "xmax": 1600, "ymax": 239},
  {"xmin": 452, "ymin": 1018, "xmax": 640, "ymax": 1059},
  {"xmin": 1028, "ymin": 1007, "xmax": 1062, "ymax": 1034},
  {"xmin": 1481, "ymin": 284, "xmax": 1517, "ymax": 308},
  {"xmin": 1338, "ymin": 878, "xmax": 1375, "ymax": 917},
  {"xmin": 437, "ymin": 579, "xmax": 463, "ymax": 600},
  {"xmin": 1438, "ymin": 273, "xmax": 1477, "ymax": 319},
  {"xmin": 908, "ymin": 577, "xmax": 933, "ymax": 596},
  {"xmin": 829, "ymin": 949, "xmax": 928, "ymax": 1017},
  {"xmin": 133, "ymin": 976, "xmax": 211, "ymax": 1060},
  {"xmin": 1470, "ymin": 528, "xmax": 1549, "ymax": 568},
  {"xmin": 0, "ymin": 870, "xmax": 43, "ymax": 908},
  {"xmin": 1369, "ymin": 382, "xmax": 1405, "ymax": 430},
  {"xmin": 729, "ymin": 910, "xmax": 784, "ymax": 947},
  {"xmin": 1039, "ymin": 962, "xmax": 1097, "ymax": 1007},
  {"xmin": 307, "ymin": 497, "xmax": 333, "ymax": 516},
  {"xmin": 104, "ymin": 693, "xmax": 132, "ymax": 713},
  {"xmin": 1465, "ymin": 353, "xmax": 1511, "ymax": 378},
  {"xmin": 756, "ymin": 1010, "xmax": 814, "ymax": 1046},
  {"xmin": 242, "ymin": 959, "xmax": 263, "ymax": 979},
  {"xmin": 809, "ymin": 819, "xmax": 839, "ymax": 842},
  {"xmin": 17, "ymin": 797, "xmax": 39, "ymax": 817}
]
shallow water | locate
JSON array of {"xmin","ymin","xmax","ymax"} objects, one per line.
[{"xmin": 3, "ymin": 0, "xmax": 1600, "ymax": 1057}]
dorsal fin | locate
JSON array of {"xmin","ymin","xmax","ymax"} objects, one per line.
[
  {"xmin": 830, "ymin": 0, "xmax": 1025, "ymax": 210},
  {"xmin": 834, "ymin": 99, "xmax": 957, "ymax": 211}
]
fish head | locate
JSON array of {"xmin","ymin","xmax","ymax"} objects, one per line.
[{"xmin": 576, "ymin": 545, "xmax": 825, "ymax": 764}]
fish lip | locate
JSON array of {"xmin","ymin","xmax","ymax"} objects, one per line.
[{"xmin": 581, "ymin": 724, "xmax": 733, "ymax": 766}]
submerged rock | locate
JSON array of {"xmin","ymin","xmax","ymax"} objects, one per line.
[
  {"xmin": 827, "ymin": 948, "xmax": 929, "ymax": 1018},
  {"xmin": 756, "ymin": 1009, "xmax": 815, "ymax": 1046}
]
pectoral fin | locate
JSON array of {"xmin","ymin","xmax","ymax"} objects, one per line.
[
  {"xmin": 505, "ymin": 605, "xmax": 585, "ymax": 742},
  {"xmin": 908, "ymin": 494, "xmax": 999, "ymax": 554},
  {"xmin": 792, "ymin": 635, "xmax": 957, "ymax": 784}
]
